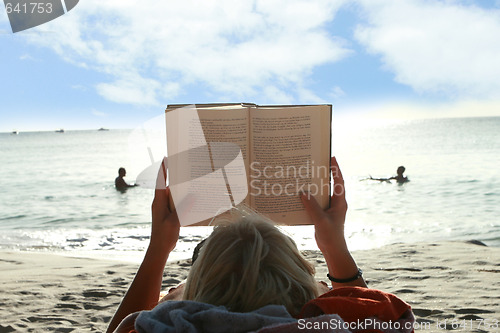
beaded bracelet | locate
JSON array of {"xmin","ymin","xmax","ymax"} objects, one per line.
[{"xmin": 327, "ymin": 268, "xmax": 363, "ymax": 283}]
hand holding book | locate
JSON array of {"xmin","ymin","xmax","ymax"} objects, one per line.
[{"xmin": 301, "ymin": 156, "xmax": 367, "ymax": 288}]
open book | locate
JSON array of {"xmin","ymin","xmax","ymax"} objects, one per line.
[{"xmin": 165, "ymin": 103, "xmax": 331, "ymax": 226}]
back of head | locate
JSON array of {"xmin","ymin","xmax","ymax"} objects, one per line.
[{"xmin": 183, "ymin": 213, "xmax": 318, "ymax": 316}]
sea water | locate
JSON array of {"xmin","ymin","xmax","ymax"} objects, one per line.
[{"xmin": 0, "ymin": 117, "xmax": 499, "ymax": 263}]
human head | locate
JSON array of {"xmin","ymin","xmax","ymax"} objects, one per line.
[
  {"xmin": 191, "ymin": 238, "xmax": 206, "ymax": 265},
  {"xmin": 397, "ymin": 166, "xmax": 405, "ymax": 175},
  {"xmin": 118, "ymin": 167, "xmax": 126, "ymax": 177},
  {"xmin": 183, "ymin": 212, "xmax": 318, "ymax": 316}
]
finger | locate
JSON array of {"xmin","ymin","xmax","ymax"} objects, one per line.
[
  {"xmin": 154, "ymin": 159, "xmax": 168, "ymax": 209},
  {"xmin": 331, "ymin": 156, "xmax": 344, "ymax": 184},
  {"xmin": 155, "ymin": 159, "xmax": 167, "ymax": 195},
  {"xmin": 300, "ymin": 192, "xmax": 326, "ymax": 225},
  {"xmin": 165, "ymin": 186, "xmax": 172, "ymax": 213},
  {"xmin": 155, "ymin": 157, "xmax": 168, "ymax": 191},
  {"xmin": 161, "ymin": 157, "xmax": 168, "ymax": 184},
  {"xmin": 152, "ymin": 188, "xmax": 168, "ymax": 215},
  {"xmin": 330, "ymin": 156, "xmax": 346, "ymax": 206}
]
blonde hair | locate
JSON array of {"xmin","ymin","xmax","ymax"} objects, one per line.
[{"xmin": 183, "ymin": 211, "xmax": 318, "ymax": 316}]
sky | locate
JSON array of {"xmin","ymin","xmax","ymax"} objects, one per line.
[{"xmin": 1, "ymin": 0, "xmax": 500, "ymax": 132}]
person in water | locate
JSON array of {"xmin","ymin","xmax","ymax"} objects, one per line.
[
  {"xmin": 368, "ymin": 166, "xmax": 409, "ymax": 184},
  {"xmin": 115, "ymin": 167, "xmax": 137, "ymax": 190}
]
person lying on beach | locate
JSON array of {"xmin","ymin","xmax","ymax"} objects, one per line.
[
  {"xmin": 115, "ymin": 167, "xmax": 138, "ymax": 191},
  {"xmin": 366, "ymin": 166, "xmax": 409, "ymax": 184},
  {"xmin": 107, "ymin": 157, "xmax": 414, "ymax": 333}
]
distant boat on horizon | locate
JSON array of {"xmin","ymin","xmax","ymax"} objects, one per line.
[
  {"xmin": 98, "ymin": 127, "xmax": 109, "ymax": 131},
  {"xmin": 11, "ymin": 130, "xmax": 19, "ymax": 135},
  {"xmin": 55, "ymin": 129, "xmax": 65, "ymax": 133}
]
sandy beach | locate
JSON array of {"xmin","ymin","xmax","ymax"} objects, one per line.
[{"xmin": 1, "ymin": 241, "xmax": 499, "ymax": 332}]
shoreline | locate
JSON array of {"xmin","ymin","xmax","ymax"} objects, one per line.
[{"xmin": 1, "ymin": 241, "xmax": 499, "ymax": 332}]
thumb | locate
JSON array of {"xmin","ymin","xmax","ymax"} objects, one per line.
[{"xmin": 300, "ymin": 192, "xmax": 326, "ymax": 225}]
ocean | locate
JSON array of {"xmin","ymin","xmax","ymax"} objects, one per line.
[{"xmin": 1, "ymin": 116, "xmax": 499, "ymax": 263}]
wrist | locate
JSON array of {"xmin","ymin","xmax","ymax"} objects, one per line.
[
  {"xmin": 146, "ymin": 242, "xmax": 172, "ymax": 261},
  {"xmin": 315, "ymin": 227, "xmax": 346, "ymax": 251},
  {"xmin": 327, "ymin": 268, "xmax": 363, "ymax": 283},
  {"xmin": 150, "ymin": 234, "xmax": 177, "ymax": 251},
  {"xmin": 318, "ymin": 238, "xmax": 349, "ymax": 256},
  {"xmin": 320, "ymin": 245, "xmax": 359, "ymax": 279}
]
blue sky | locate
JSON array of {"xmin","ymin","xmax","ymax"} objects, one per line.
[{"xmin": 1, "ymin": 0, "xmax": 500, "ymax": 132}]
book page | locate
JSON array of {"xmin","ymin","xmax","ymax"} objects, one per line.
[
  {"xmin": 198, "ymin": 108, "xmax": 251, "ymax": 215},
  {"xmin": 165, "ymin": 105, "xmax": 250, "ymax": 226},
  {"xmin": 249, "ymin": 105, "xmax": 331, "ymax": 225},
  {"xmin": 197, "ymin": 108, "xmax": 250, "ymax": 162}
]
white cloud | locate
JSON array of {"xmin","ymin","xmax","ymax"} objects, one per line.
[
  {"xmin": 71, "ymin": 84, "xmax": 87, "ymax": 91},
  {"xmin": 0, "ymin": 5, "xmax": 8, "ymax": 25},
  {"xmin": 91, "ymin": 109, "xmax": 107, "ymax": 117},
  {"xmin": 19, "ymin": 54, "xmax": 38, "ymax": 61},
  {"xmin": 262, "ymin": 86, "xmax": 294, "ymax": 104},
  {"xmin": 96, "ymin": 76, "xmax": 161, "ymax": 106},
  {"xmin": 329, "ymin": 85, "xmax": 345, "ymax": 99},
  {"xmin": 367, "ymin": 99, "xmax": 500, "ymax": 119},
  {"xmin": 355, "ymin": 0, "xmax": 500, "ymax": 100},
  {"xmin": 297, "ymin": 87, "xmax": 327, "ymax": 104},
  {"xmin": 20, "ymin": 0, "xmax": 352, "ymax": 105}
]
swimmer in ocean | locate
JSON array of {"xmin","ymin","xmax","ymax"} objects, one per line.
[
  {"xmin": 115, "ymin": 167, "xmax": 138, "ymax": 191},
  {"xmin": 366, "ymin": 166, "xmax": 409, "ymax": 184}
]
